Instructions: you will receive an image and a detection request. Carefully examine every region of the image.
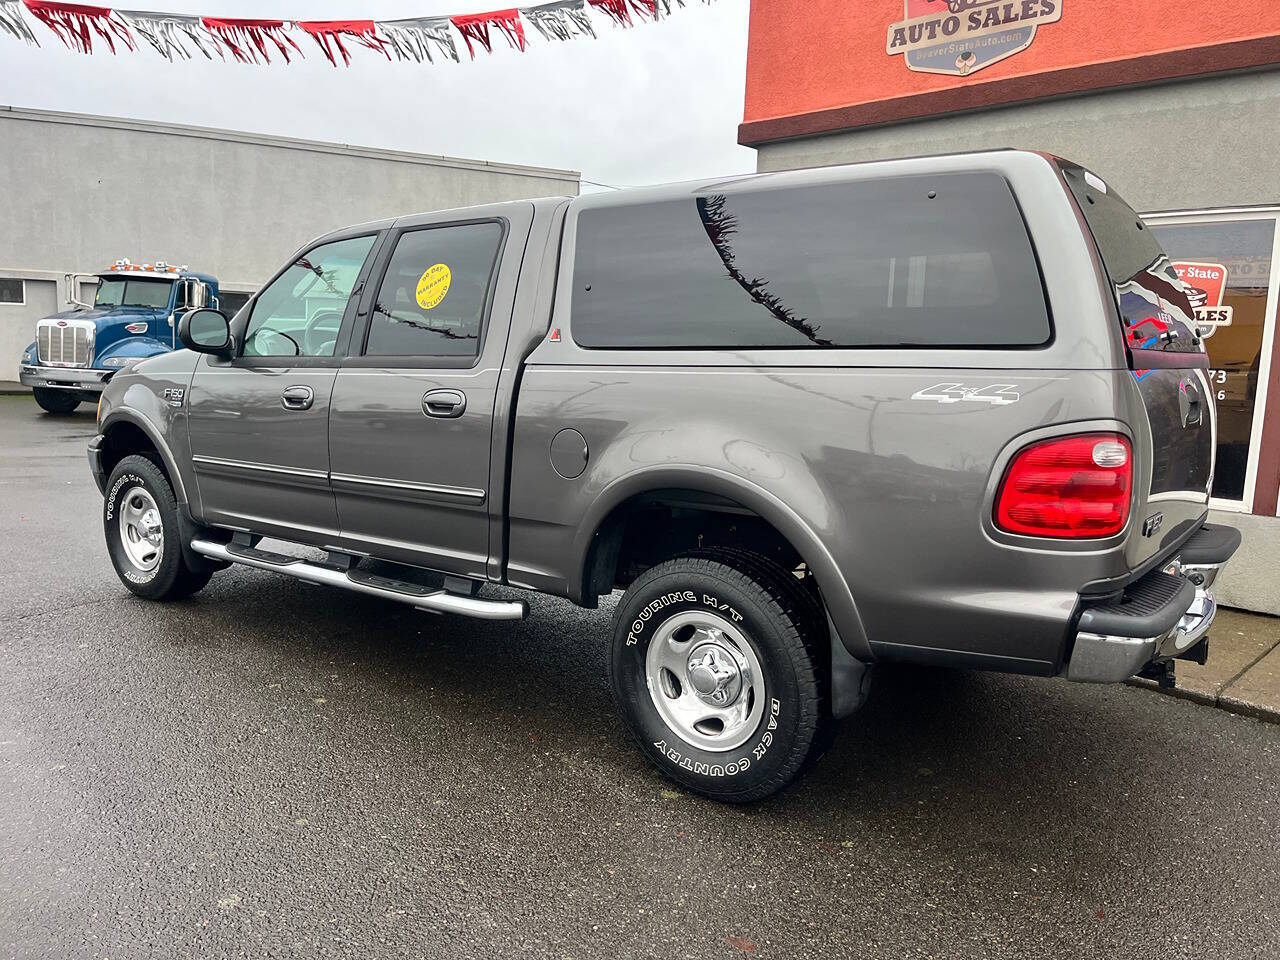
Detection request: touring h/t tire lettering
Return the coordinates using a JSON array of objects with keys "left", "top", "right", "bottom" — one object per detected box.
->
[{"left": 609, "top": 551, "right": 830, "bottom": 803}]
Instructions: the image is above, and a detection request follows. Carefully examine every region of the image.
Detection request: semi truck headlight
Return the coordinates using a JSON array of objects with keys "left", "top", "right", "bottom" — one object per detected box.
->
[{"left": 102, "top": 357, "right": 130, "bottom": 368}]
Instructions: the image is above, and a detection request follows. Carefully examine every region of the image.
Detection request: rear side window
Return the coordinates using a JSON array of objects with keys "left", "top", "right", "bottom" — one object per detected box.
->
[
  {"left": 570, "top": 173, "right": 1051, "bottom": 349},
  {"left": 365, "top": 221, "right": 503, "bottom": 358},
  {"left": 1061, "top": 163, "right": 1201, "bottom": 355}
]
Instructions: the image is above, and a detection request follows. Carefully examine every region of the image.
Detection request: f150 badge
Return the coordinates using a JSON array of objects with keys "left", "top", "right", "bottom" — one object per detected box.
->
[
  {"left": 162, "top": 387, "right": 185, "bottom": 407},
  {"left": 911, "top": 383, "right": 1020, "bottom": 405}
]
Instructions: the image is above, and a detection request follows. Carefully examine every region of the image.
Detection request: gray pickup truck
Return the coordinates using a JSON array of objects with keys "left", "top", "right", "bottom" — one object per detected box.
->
[{"left": 88, "top": 150, "right": 1240, "bottom": 802}]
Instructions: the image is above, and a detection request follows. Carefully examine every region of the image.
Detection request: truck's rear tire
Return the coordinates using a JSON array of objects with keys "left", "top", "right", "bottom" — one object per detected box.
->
[
  {"left": 609, "top": 553, "right": 829, "bottom": 803},
  {"left": 104, "top": 454, "right": 214, "bottom": 601},
  {"left": 33, "top": 388, "right": 80, "bottom": 415}
]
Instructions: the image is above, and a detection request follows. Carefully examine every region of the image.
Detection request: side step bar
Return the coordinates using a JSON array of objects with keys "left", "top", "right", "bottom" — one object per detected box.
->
[{"left": 190, "top": 539, "right": 527, "bottom": 621}]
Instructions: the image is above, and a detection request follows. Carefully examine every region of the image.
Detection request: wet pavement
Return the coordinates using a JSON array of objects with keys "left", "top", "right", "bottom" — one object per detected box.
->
[{"left": 2, "top": 395, "right": 1279, "bottom": 959}]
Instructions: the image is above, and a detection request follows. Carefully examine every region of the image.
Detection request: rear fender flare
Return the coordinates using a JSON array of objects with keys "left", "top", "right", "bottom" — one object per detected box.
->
[{"left": 571, "top": 466, "right": 872, "bottom": 660}]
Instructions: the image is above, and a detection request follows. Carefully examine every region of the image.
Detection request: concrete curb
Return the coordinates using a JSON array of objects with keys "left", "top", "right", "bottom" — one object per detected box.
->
[
  {"left": 1129, "top": 676, "right": 1280, "bottom": 724},
  {"left": 0, "top": 381, "right": 32, "bottom": 395},
  {"left": 1126, "top": 607, "right": 1280, "bottom": 724}
]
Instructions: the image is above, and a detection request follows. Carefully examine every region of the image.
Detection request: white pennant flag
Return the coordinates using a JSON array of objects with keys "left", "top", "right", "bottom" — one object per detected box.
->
[
  {"left": 115, "top": 11, "right": 224, "bottom": 61},
  {"left": 521, "top": 0, "right": 595, "bottom": 41},
  {"left": 376, "top": 17, "right": 459, "bottom": 64},
  {"left": 0, "top": 0, "right": 38, "bottom": 46}
]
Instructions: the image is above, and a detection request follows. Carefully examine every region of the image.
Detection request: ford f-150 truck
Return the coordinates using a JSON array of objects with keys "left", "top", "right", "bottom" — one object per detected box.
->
[
  {"left": 87, "top": 151, "right": 1240, "bottom": 802},
  {"left": 20, "top": 259, "right": 219, "bottom": 414}
]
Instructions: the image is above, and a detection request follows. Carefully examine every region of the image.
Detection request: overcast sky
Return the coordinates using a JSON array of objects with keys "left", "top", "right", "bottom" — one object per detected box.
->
[{"left": 0, "top": 0, "right": 754, "bottom": 190}]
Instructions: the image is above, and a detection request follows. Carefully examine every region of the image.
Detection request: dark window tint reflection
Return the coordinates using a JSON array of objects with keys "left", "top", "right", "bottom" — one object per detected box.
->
[
  {"left": 366, "top": 222, "right": 503, "bottom": 358},
  {"left": 571, "top": 173, "right": 1051, "bottom": 349}
]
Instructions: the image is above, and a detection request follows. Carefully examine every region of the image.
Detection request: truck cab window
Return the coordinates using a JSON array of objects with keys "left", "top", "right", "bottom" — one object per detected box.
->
[
  {"left": 95, "top": 278, "right": 172, "bottom": 309},
  {"left": 365, "top": 221, "right": 503, "bottom": 358},
  {"left": 95, "top": 278, "right": 126, "bottom": 308},
  {"left": 243, "top": 235, "right": 376, "bottom": 358}
]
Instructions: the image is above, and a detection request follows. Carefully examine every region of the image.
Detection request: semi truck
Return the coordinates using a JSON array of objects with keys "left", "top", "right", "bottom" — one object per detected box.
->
[{"left": 19, "top": 259, "right": 220, "bottom": 414}]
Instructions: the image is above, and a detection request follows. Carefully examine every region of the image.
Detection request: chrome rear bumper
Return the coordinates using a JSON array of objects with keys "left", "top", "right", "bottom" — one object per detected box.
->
[
  {"left": 1066, "top": 523, "right": 1239, "bottom": 684},
  {"left": 1068, "top": 582, "right": 1216, "bottom": 683}
]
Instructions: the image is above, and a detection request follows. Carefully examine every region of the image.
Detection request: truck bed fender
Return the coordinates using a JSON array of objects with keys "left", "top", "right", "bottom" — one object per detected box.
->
[{"left": 571, "top": 465, "right": 873, "bottom": 661}]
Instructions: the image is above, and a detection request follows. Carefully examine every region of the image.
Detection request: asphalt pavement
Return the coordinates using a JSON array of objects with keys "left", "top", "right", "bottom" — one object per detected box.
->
[{"left": 2, "top": 394, "right": 1279, "bottom": 959}]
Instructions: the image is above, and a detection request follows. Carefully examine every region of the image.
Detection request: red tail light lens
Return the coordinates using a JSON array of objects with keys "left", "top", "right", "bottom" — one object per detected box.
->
[{"left": 994, "top": 433, "right": 1132, "bottom": 538}]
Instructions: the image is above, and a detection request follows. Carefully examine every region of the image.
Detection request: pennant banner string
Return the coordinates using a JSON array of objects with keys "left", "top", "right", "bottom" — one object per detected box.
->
[{"left": 9, "top": 0, "right": 714, "bottom": 65}]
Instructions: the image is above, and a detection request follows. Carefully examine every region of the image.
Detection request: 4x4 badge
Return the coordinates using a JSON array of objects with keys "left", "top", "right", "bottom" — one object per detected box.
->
[
  {"left": 911, "top": 383, "right": 1020, "bottom": 405},
  {"left": 162, "top": 387, "right": 185, "bottom": 407}
]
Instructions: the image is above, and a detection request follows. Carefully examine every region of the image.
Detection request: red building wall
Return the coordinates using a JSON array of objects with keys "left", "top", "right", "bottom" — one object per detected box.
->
[{"left": 741, "top": 0, "right": 1280, "bottom": 145}]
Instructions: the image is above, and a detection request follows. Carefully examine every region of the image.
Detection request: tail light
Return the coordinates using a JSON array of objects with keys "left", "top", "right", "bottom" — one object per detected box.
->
[{"left": 994, "top": 433, "right": 1132, "bottom": 538}]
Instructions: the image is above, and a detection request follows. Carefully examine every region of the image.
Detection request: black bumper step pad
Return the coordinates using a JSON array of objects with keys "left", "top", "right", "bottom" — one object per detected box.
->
[
  {"left": 1077, "top": 570, "right": 1195, "bottom": 639},
  {"left": 1178, "top": 523, "right": 1242, "bottom": 566}
]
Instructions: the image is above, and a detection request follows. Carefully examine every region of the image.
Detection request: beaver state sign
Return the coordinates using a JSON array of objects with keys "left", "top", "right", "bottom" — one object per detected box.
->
[{"left": 887, "top": 0, "right": 1062, "bottom": 77}]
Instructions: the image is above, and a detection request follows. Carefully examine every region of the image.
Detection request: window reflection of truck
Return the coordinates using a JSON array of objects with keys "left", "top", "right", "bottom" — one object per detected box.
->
[{"left": 18, "top": 259, "right": 219, "bottom": 415}]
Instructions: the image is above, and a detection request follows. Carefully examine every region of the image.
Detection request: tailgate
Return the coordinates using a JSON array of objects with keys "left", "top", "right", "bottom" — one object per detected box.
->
[{"left": 1060, "top": 163, "right": 1213, "bottom": 568}]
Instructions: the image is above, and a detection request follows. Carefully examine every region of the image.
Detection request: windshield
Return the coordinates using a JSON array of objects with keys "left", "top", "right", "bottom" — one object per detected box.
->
[{"left": 94, "top": 278, "right": 173, "bottom": 310}]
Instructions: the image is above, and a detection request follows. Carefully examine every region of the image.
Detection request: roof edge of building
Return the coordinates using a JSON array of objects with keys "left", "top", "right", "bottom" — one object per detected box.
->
[
  {"left": 0, "top": 104, "right": 581, "bottom": 182},
  {"left": 739, "top": 36, "right": 1280, "bottom": 148}
]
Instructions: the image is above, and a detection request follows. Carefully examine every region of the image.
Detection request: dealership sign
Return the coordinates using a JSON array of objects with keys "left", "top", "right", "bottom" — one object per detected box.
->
[
  {"left": 887, "top": 0, "right": 1062, "bottom": 77},
  {"left": 1172, "top": 261, "right": 1234, "bottom": 338}
]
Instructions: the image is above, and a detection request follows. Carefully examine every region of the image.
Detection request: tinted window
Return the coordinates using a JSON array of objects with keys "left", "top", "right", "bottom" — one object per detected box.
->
[
  {"left": 1061, "top": 163, "right": 1202, "bottom": 355},
  {"left": 570, "top": 173, "right": 1050, "bottom": 349},
  {"left": 244, "top": 235, "right": 375, "bottom": 358},
  {"left": 125, "top": 280, "right": 173, "bottom": 309},
  {"left": 95, "top": 278, "right": 125, "bottom": 308},
  {"left": 219, "top": 291, "right": 252, "bottom": 319},
  {"left": 365, "top": 222, "right": 503, "bottom": 358},
  {"left": 0, "top": 278, "right": 22, "bottom": 304},
  {"left": 93, "top": 278, "right": 172, "bottom": 309}
]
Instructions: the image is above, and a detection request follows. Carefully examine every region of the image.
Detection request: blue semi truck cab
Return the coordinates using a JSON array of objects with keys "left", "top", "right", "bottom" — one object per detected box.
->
[{"left": 19, "top": 259, "right": 220, "bottom": 414}]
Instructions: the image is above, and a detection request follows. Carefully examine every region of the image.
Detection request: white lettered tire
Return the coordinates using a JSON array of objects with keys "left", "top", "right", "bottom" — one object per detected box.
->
[
  {"left": 103, "top": 454, "right": 212, "bottom": 601},
  {"left": 609, "top": 552, "right": 829, "bottom": 803}
]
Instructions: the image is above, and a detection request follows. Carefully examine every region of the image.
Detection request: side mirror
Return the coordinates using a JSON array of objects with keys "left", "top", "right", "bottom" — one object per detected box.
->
[{"left": 178, "top": 308, "right": 234, "bottom": 358}]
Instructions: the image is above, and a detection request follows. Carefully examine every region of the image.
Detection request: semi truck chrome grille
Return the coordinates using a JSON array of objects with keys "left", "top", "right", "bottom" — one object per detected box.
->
[{"left": 36, "top": 320, "right": 94, "bottom": 367}]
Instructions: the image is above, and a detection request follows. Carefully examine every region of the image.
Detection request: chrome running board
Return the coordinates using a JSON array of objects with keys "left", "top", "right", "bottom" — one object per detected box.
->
[{"left": 189, "top": 539, "right": 527, "bottom": 621}]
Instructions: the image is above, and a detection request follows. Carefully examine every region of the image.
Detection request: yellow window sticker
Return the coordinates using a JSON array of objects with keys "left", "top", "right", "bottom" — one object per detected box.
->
[{"left": 416, "top": 263, "right": 451, "bottom": 310}]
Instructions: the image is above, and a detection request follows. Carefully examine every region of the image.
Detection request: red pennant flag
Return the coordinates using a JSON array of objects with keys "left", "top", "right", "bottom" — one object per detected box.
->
[
  {"left": 449, "top": 8, "right": 525, "bottom": 59},
  {"left": 201, "top": 16, "right": 301, "bottom": 64},
  {"left": 296, "top": 20, "right": 389, "bottom": 67},
  {"left": 23, "top": 0, "right": 134, "bottom": 53},
  {"left": 586, "top": 0, "right": 631, "bottom": 27}
]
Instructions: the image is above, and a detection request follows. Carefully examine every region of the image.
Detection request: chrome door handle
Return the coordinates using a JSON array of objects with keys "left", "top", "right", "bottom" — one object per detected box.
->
[
  {"left": 281, "top": 385, "right": 314, "bottom": 410},
  {"left": 422, "top": 389, "right": 466, "bottom": 419}
]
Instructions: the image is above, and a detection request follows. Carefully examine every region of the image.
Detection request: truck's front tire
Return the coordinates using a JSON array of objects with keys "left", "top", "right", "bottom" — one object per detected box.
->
[
  {"left": 609, "top": 553, "right": 829, "bottom": 803},
  {"left": 33, "top": 388, "right": 80, "bottom": 415},
  {"left": 104, "top": 455, "right": 213, "bottom": 601}
]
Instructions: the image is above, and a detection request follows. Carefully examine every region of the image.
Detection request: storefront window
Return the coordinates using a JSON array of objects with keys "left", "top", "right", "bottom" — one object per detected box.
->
[{"left": 1148, "top": 216, "right": 1277, "bottom": 505}]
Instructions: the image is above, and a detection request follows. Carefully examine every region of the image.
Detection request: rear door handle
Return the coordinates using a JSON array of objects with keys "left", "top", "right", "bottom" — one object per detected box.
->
[
  {"left": 422, "top": 389, "right": 466, "bottom": 419},
  {"left": 281, "top": 385, "right": 314, "bottom": 411}
]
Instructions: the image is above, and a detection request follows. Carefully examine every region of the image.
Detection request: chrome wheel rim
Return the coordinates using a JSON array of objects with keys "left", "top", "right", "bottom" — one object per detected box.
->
[
  {"left": 118, "top": 485, "right": 163, "bottom": 572},
  {"left": 644, "top": 610, "right": 765, "bottom": 752}
]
